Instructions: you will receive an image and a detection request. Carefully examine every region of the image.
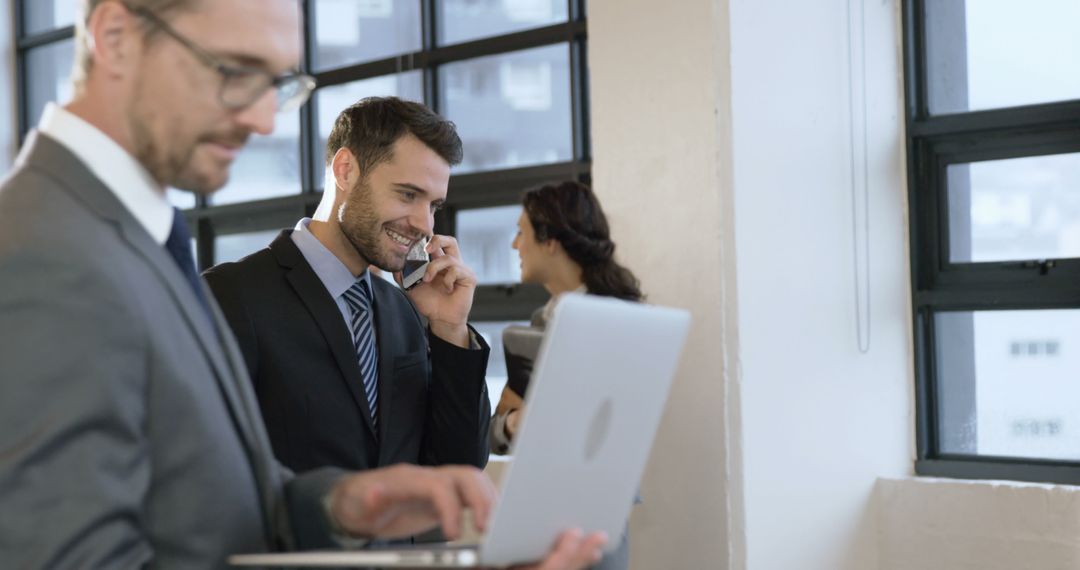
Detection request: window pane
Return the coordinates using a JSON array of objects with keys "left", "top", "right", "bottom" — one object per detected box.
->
[
  {"left": 441, "top": 44, "right": 572, "bottom": 174},
  {"left": 23, "top": 0, "right": 78, "bottom": 36},
  {"left": 439, "top": 0, "right": 568, "bottom": 45},
  {"left": 214, "top": 229, "right": 281, "bottom": 264},
  {"left": 457, "top": 206, "right": 522, "bottom": 284},
  {"left": 312, "top": 0, "right": 421, "bottom": 71},
  {"left": 471, "top": 320, "right": 530, "bottom": 412},
  {"left": 210, "top": 110, "right": 301, "bottom": 206},
  {"left": 935, "top": 310, "right": 1080, "bottom": 461},
  {"left": 926, "top": 0, "right": 1080, "bottom": 114},
  {"left": 315, "top": 72, "right": 424, "bottom": 172},
  {"left": 25, "top": 39, "right": 74, "bottom": 126},
  {"left": 947, "top": 153, "right": 1080, "bottom": 263}
]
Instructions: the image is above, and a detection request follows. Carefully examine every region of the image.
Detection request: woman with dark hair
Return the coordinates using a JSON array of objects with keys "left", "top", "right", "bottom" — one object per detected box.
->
[{"left": 491, "top": 181, "right": 642, "bottom": 570}]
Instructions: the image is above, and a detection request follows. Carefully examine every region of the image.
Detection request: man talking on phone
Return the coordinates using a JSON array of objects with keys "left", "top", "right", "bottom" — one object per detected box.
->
[{"left": 204, "top": 97, "right": 491, "bottom": 479}]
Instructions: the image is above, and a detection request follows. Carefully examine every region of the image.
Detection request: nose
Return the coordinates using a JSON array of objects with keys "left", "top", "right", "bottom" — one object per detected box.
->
[
  {"left": 232, "top": 88, "right": 277, "bottom": 136},
  {"left": 511, "top": 233, "right": 520, "bottom": 250},
  {"left": 410, "top": 204, "right": 435, "bottom": 237}
]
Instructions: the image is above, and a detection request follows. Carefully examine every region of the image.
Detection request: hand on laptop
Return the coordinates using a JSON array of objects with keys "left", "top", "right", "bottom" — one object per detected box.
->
[
  {"left": 507, "top": 529, "right": 608, "bottom": 570},
  {"left": 327, "top": 463, "right": 608, "bottom": 569},
  {"left": 329, "top": 464, "right": 496, "bottom": 541}
]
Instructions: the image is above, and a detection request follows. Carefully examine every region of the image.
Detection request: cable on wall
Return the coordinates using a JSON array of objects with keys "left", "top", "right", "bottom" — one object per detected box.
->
[{"left": 847, "top": 0, "right": 874, "bottom": 354}]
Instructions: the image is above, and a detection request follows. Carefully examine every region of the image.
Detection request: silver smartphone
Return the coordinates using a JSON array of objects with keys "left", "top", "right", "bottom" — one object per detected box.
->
[{"left": 401, "top": 237, "right": 430, "bottom": 290}]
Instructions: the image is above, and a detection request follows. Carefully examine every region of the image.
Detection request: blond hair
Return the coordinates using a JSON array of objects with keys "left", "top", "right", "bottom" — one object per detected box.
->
[{"left": 71, "top": 0, "right": 193, "bottom": 93}]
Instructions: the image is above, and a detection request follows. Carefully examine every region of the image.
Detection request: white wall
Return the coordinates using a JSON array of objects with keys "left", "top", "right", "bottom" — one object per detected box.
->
[
  {"left": 588, "top": 0, "right": 739, "bottom": 568},
  {"left": 1, "top": 2, "right": 17, "bottom": 171},
  {"left": 591, "top": 0, "right": 914, "bottom": 568},
  {"left": 729, "top": 0, "right": 913, "bottom": 568}
]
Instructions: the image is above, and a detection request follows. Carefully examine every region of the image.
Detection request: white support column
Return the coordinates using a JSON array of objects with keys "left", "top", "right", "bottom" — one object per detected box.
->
[{"left": 588, "top": 1, "right": 742, "bottom": 568}]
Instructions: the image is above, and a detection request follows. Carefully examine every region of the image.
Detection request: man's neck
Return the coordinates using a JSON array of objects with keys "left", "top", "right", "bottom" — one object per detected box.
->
[
  {"left": 308, "top": 219, "right": 371, "bottom": 277},
  {"left": 64, "top": 97, "right": 166, "bottom": 194}
]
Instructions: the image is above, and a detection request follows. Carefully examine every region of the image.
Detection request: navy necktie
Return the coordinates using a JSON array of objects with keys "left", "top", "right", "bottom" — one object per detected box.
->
[
  {"left": 164, "top": 208, "right": 213, "bottom": 322},
  {"left": 343, "top": 279, "right": 379, "bottom": 431}
]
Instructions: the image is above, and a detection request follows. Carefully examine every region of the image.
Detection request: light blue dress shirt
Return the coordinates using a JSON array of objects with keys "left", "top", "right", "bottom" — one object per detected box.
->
[{"left": 290, "top": 217, "right": 374, "bottom": 337}]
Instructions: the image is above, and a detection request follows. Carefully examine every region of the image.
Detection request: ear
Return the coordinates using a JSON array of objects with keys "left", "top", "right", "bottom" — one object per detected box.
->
[
  {"left": 84, "top": 2, "right": 141, "bottom": 80},
  {"left": 331, "top": 148, "right": 360, "bottom": 192}
]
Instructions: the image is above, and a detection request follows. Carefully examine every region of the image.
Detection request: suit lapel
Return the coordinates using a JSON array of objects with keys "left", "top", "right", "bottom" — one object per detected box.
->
[
  {"left": 371, "top": 280, "right": 404, "bottom": 455},
  {"left": 124, "top": 235, "right": 280, "bottom": 542},
  {"left": 272, "top": 234, "right": 379, "bottom": 443},
  {"left": 19, "top": 132, "right": 278, "bottom": 542}
]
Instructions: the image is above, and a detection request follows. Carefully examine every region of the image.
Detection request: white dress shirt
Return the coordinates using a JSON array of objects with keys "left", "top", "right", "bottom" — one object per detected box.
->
[{"left": 37, "top": 103, "right": 174, "bottom": 245}]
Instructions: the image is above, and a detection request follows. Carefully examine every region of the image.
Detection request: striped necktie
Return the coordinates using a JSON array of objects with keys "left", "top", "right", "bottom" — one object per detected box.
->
[{"left": 343, "top": 279, "right": 379, "bottom": 430}]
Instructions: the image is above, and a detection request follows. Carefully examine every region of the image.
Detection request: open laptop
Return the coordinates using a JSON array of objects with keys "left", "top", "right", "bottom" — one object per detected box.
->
[{"left": 229, "top": 293, "right": 691, "bottom": 568}]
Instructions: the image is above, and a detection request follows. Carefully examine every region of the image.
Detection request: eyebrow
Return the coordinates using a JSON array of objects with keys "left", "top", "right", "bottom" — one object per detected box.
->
[
  {"left": 215, "top": 51, "right": 299, "bottom": 75},
  {"left": 394, "top": 183, "right": 445, "bottom": 207}
]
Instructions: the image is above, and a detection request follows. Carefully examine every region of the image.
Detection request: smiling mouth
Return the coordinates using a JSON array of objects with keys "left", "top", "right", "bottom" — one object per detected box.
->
[
  {"left": 205, "top": 142, "right": 241, "bottom": 160},
  {"left": 385, "top": 227, "right": 419, "bottom": 248}
]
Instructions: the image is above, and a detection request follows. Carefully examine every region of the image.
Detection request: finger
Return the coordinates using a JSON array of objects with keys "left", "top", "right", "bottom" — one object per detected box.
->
[
  {"left": 424, "top": 257, "right": 477, "bottom": 289},
  {"left": 443, "top": 265, "right": 463, "bottom": 293},
  {"left": 546, "top": 529, "right": 606, "bottom": 570},
  {"left": 525, "top": 529, "right": 585, "bottom": 570},
  {"left": 422, "top": 256, "right": 464, "bottom": 284},
  {"left": 425, "top": 472, "right": 465, "bottom": 540},
  {"left": 580, "top": 532, "right": 608, "bottom": 563},
  {"left": 448, "top": 467, "right": 497, "bottom": 533},
  {"left": 425, "top": 235, "right": 446, "bottom": 260},
  {"left": 426, "top": 235, "right": 461, "bottom": 260}
]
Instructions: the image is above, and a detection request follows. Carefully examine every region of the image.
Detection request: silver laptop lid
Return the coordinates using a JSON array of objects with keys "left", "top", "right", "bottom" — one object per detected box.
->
[{"left": 479, "top": 293, "right": 690, "bottom": 566}]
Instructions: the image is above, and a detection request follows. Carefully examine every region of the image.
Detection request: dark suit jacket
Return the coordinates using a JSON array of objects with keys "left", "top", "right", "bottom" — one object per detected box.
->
[
  {"left": 0, "top": 133, "right": 342, "bottom": 568},
  {"left": 204, "top": 231, "right": 491, "bottom": 473}
]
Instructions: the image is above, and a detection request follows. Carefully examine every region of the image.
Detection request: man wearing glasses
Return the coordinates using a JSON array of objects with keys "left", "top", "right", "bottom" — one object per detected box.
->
[{"left": 0, "top": 1, "right": 605, "bottom": 568}]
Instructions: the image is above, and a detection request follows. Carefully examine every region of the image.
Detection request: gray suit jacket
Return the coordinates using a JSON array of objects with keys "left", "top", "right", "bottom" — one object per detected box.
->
[{"left": 0, "top": 133, "right": 344, "bottom": 568}]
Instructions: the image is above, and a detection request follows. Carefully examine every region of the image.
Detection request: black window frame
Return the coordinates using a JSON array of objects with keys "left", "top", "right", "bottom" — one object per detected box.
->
[
  {"left": 903, "top": 0, "right": 1080, "bottom": 484},
  {"left": 14, "top": 0, "right": 591, "bottom": 321}
]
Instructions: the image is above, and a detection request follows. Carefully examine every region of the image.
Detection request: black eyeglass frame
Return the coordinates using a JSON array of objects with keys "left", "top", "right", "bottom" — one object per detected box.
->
[{"left": 124, "top": 2, "right": 316, "bottom": 113}]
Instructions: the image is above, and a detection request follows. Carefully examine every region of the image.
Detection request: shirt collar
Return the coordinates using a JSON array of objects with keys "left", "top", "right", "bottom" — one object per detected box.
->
[
  {"left": 290, "top": 218, "right": 372, "bottom": 300},
  {"left": 38, "top": 103, "right": 174, "bottom": 245}
]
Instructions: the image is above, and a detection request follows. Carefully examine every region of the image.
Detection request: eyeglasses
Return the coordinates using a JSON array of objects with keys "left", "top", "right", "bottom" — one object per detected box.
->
[{"left": 125, "top": 3, "right": 316, "bottom": 113}]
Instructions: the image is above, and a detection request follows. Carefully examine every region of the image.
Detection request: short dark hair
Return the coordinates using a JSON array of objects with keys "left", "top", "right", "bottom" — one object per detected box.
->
[{"left": 324, "top": 97, "right": 463, "bottom": 176}]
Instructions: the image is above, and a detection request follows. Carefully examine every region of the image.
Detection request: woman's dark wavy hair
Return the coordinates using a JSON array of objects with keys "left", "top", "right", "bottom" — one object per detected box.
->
[{"left": 522, "top": 181, "right": 644, "bottom": 302}]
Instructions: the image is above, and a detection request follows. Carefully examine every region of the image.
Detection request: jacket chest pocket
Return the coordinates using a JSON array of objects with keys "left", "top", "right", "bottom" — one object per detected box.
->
[{"left": 387, "top": 351, "right": 428, "bottom": 419}]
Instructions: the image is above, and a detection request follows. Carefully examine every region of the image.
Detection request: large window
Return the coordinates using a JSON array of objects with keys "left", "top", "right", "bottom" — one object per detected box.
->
[
  {"left": 15, "top": 0, "right": 587, "bottom": 408},
  {"left": 904, "top": 0, "right": 1080, "bottom": 483}
]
